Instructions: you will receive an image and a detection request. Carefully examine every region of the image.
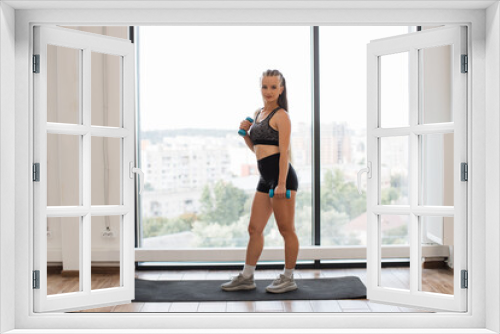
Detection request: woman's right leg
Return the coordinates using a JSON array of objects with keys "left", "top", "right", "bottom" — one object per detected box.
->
[
  {"left": 245, "top": 191, "right": 274, "bottom": 266},
  {"left": 220, "top": 191, "right": 274, "bottom": 291}
]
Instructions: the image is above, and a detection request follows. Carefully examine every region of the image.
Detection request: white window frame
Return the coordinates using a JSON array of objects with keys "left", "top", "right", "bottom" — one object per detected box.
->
[
  {"left": 1, "top": 2, "right": 498, "bottom": 333},
  {"left": 33, "top": 25, "right": 137, "bottom": 313},
  {"left": 366, "top": 25, "right": 468, "bottom": 312}
]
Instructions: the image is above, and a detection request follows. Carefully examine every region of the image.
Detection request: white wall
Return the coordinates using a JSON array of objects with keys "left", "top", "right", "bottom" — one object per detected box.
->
[
  {"left": 485, "top": 2, "right": 500, "bottom": 333},
  {"left": 0, "top": 2, "right": 16, "bottom": 333}
]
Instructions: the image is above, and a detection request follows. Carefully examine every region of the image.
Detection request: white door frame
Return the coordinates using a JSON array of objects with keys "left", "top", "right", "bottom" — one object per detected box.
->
[{"left": 4, "top": 3, "right": 496, "bottom": 334}]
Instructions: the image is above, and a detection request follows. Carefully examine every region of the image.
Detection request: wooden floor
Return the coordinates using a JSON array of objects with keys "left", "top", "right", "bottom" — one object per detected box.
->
[{"left": 48, "top": 267, "right": 453, "bottom": 313}]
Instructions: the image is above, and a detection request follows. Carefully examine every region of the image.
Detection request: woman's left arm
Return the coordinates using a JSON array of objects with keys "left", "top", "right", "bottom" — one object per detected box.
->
[{"left": 275, "top": 110, "right": 291, "bottom": 199}]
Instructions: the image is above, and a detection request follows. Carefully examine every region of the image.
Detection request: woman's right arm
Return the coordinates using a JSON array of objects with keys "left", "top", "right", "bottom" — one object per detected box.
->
[
  {"left": 239, "top": 118, "right": 254, "bottom": 152},
  {"left": 240, "top": 109, "right": 260, "bottom": 153},
  {"left": 243, "top": 135, "right": 255, "bottom": 152}
]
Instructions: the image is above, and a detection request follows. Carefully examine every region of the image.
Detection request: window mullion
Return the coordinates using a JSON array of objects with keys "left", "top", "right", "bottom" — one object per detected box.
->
[
  {"left": 82, "top": 47, "right": 92, "bottom": 293},
  {"left": 311, "top": 26, "right": 321, "bottom": 249}
]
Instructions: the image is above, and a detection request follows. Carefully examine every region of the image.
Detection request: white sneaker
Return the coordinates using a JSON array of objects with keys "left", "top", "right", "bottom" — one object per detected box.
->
[
  {"left": 266, "top": 274, "right": 298, "bottom": 293},
  {"left": 221, "top": 273, "right": 256, "bottom": 291}
]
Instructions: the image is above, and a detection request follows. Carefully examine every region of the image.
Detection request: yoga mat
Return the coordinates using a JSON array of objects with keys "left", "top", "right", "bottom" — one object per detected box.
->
[{"left": 133, "top": 276, "right": 366, "bottom": 302}]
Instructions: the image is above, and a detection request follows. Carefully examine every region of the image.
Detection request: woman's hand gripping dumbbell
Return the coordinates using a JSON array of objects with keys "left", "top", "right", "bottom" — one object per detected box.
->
[
  {"left": 269, "top": 187, "right": 291, "bottom": 199},
  {"left": 238, "top": 117, "right": 254, "bottom": 136}
]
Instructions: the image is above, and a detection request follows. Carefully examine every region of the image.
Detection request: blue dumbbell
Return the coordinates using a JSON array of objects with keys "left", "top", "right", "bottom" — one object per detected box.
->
[
  {"left": 269, "top": 188, "right": 291, "bottom": 199},
  {"left": 238, "top": 117, "right": 254, "bottom": 136}
]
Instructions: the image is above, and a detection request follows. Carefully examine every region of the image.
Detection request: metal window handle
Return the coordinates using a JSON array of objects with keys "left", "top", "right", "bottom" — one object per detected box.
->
[
  {"left": 129, "top": 162, "right": 144, "bottom": 195},
  {"left": 357, "top": 161, "right": 372, "bottom": 195}
]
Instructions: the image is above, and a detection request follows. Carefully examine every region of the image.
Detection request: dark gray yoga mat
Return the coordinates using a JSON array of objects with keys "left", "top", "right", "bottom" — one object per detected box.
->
[{"left": 133, "top": 276, "right": 366, "bottom": 302}]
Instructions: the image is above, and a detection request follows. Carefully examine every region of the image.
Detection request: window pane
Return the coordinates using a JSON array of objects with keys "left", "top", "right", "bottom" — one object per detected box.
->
[
  {"left": 139, "top": 26, "right": 311, "bottom": 249},
  {"left": 379, "top": 215, "right": 410, "bottom": 290},
  {"left": 419, "top": 216, "right": 454, "bottom": 295},
  {"left": 91, "top": 216, "right": 121, "bottom": 290},
  {"left": 319, "top": 27, "right": 410, "bottom": 246},
  {"left": 47, "top": 134, "right": 80, "bottom": 206},
  {"left": 380, "top": 52, "right": 409, "bottom": 128},
  {"left": 420, "top": 133, "right": 454, "bottom": 206},
  {"left": 291, "top": 123, "right": 313, "bottom": 247},
  {"left": 47, "top": 217, "right": 81, "bottom": 295},
  {"left": 91, "top": 52, "right": 122, "bottom": 127},
  {"left": 380, "top": 136, "right": 409, "bottom": 205},
  {"left": 91, "top": 137, "right": 121, "bottom": 206},
  {"left": 47, "top": 45, "right": 81, "bottom": 124},
  {"left": 419, "top": 45, "right": 453, "bottom": 124}
]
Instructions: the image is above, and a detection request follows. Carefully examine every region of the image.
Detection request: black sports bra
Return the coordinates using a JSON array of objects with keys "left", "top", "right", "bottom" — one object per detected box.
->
[{"left": 249, "top": 107, "right": 281, "bottom": 146}]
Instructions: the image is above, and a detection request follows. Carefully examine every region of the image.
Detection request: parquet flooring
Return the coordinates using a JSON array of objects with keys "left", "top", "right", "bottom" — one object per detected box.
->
[{"left": 46, "top": 266, "right": 454, "bottom": 313}]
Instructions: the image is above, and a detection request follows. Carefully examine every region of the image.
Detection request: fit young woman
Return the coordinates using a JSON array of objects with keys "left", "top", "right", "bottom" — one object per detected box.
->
[{"left": 221, "top": 69, "right": 299, "bottom": 294}]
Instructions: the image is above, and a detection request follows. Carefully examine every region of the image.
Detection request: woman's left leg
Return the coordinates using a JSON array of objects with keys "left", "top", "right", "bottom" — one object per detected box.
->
[{"left": 272, "top": 190, "right": 298, "bottom": 269}]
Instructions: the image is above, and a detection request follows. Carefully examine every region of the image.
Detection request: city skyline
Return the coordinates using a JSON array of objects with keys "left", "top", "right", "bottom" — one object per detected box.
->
[{"left": 140, "top": 120, "right": 365, "bottom": 218}]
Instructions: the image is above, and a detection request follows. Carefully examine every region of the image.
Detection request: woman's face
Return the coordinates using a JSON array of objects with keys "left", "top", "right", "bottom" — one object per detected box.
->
[{"left": 261, "top": 75, "right": 284, "bottom": 104}]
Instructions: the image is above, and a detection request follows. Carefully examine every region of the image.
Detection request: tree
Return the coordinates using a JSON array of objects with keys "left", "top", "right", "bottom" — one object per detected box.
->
[
  {"left": 295, "top": 190, "right": 312, "bottom": 211},
  {"left": 164, "top": 168, "right": 375, "bottom": 247},
  {"left": 390, "top": 172, "right": 408, "bottom": 199},
  {"left": 199, "top": 185, "right": 214, "bottom": 221},
  {"left": 322, "top": 168, "right": 366, "bottom": 220},
  {"left": 142, "top": 215, "right": 193, "bottom": 238},
  {"left": 199, "top": 180, "right": 249, "bottom": 226},
  {"left": 320, "top": 208, "right": 355, "bottom": 246},
  {"left": 381, "top": 187, "right": 400, "bottom": 205},
  {"left": 382, "top": 224, "right": 408, "bottom": 245},
  {"left": 191, "top": 214, "right": 249, "bottom": 247}
]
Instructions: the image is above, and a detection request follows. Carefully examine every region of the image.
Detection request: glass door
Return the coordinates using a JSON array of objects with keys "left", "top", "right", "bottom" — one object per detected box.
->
[
  {"left": 364, "top": 25, "right": 467, "bottom": 312},
  {"left": 33, "top": 25, "right": 138, "bottom": 312}
]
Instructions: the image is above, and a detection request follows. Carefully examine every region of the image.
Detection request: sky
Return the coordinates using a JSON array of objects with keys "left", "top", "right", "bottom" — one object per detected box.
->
[{"left": 138, "top": 26, "right": 411, "bottom": 132}]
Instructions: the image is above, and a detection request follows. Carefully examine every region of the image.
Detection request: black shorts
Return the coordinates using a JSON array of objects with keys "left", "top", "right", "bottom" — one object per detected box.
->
[{"left": 256, "top": 153, "right": 299, "bottom": 194}]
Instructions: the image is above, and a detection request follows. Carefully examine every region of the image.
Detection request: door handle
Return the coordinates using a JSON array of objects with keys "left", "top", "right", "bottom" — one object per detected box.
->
[
  {"left": 129, "top": 161, "right": 144, "bottom": 195},
  {"left": 357, "top": 161, "right": 372, "bottom": 195}
]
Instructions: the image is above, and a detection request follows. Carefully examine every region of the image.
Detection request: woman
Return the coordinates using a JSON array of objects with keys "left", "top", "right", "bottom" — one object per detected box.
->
[{"left": 221, "top": 69, "right": 299, "bottom": 294}]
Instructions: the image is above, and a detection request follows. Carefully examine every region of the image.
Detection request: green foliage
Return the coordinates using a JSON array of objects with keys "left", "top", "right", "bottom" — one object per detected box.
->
[
  {"left": 293, "top": 205, "right": 313, "bottom": 246},
  {"left": 295, "top": 190, "right": 312, "bottom": 211},
  {"left": 322, "top": 168, "right": 366, "bottom": 220},
  {"left": 320, "top": 208, "right": 351, "bottom": 245},
  {"left": 199, "top": 185, "right": 213, "bottom": 219},
  {"left": 142, "top": 214, "right": 195, "bottom": 238},
  {"left": 379, "top": 172, "right": 407, "bottom": 205},
  {"left": 199, "top": 181, "right": 248, "bottom": 226},
  {"left": 191, "top": 214, "right": 249, "bottom": 247},
  {"left": 381, "top": 187, "right": 400, "bottom": 205},
  {"left": 144, "top": 167, "right": 402, "bottom": 248},
  {"left": 382, "top": 224, "right": 408, "bottom": 245}
]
